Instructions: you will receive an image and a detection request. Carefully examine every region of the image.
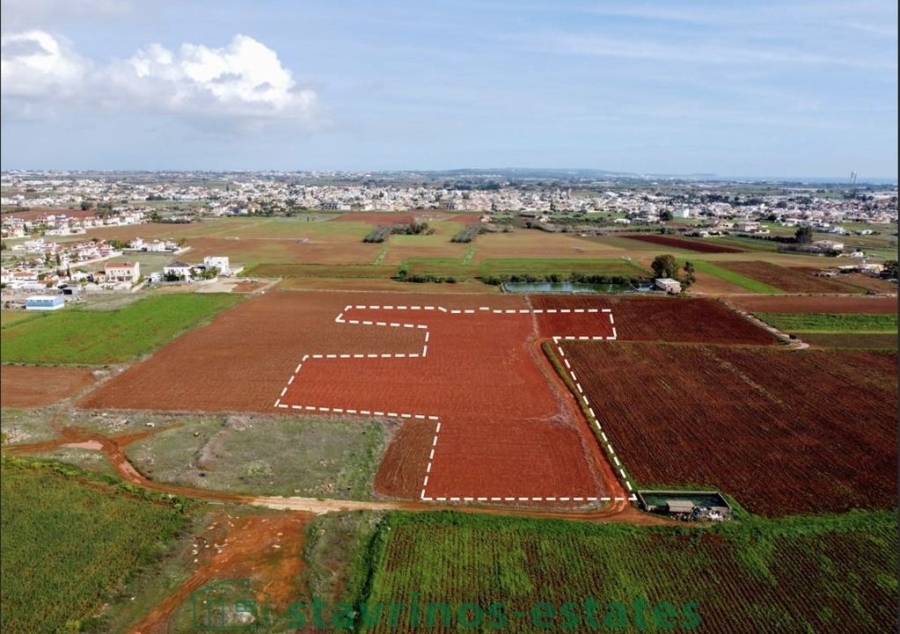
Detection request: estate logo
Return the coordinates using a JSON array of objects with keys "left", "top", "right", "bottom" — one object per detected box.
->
[{"left": 191, "top": 579, "right": 270, "bottom": 630}]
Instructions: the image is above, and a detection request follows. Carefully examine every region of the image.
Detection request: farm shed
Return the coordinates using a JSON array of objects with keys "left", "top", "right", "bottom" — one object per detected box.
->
[
  {"left": 25, "top": 295, "right": 65, "bottom": 311},
  {"left": 665, "top": 500, "right": 695, "bottom": 514},
  {"left": 654, "top": 278, "right": 682, "bottom": 294}
]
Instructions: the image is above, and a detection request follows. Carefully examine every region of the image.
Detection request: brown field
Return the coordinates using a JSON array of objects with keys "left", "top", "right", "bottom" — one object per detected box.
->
[
  {"left": 622, "top": 234, "right": 745, "bottom": 253},
  {"left": 729, "top": 295, "right": 898, "bottom": 314},
  {"left": 79, "top": 290, "right": 624, "bottom": 504},
  {"left": 3, "top": 207, "right": 94, "bottom": 221},
  {"left": 718, "top": 261, "right": 866, "bottom": 293},
  {"left": 559, "top": 341, "right": 898, "bottom": 516},
  {"left": 791, "top": 269, "right": 899, "bottom": 294},
  {"left": 276, "top": 278, "right": 500, "bottom": 294},
  {"left": 531, "top": 295, "right": 779, "bottom": 345},
  {"left": 1, "top": 365, "right": 98, "bottom": 407}
]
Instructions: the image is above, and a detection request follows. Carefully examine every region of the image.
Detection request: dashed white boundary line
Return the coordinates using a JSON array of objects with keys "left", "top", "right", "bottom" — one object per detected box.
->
[
  {"left": 274, "top": 303, "right": 632, "bottom": 504},
  {"left": 552, "top": 340, "right": 637, "bottom": 499}
]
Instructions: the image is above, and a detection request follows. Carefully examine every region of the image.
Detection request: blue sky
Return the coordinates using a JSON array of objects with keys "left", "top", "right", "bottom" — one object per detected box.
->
[{"left": 1, "top": 0, "right": 897, "bottom": 179}]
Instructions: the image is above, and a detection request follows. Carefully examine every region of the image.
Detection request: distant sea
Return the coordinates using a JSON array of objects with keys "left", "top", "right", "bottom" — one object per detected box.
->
[{"left": 719, "top": 176, "right": 897, "bottom": 186}]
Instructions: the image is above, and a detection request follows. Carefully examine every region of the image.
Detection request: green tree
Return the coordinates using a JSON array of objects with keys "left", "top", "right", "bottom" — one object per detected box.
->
[
  {"left": 651, "top": 254, "right": 678, "bottom": 279},
  {"left": 682, "top": 261, "right": 696, "bottom": 289},
  {"left": 882, "top": 260, "right": 898, "bottom": 278},
  {"left": 660, "top": 209, "right": 674, "bottom": 221},
  {"left": 80, "top": 200, "right": 94, "bottom": 211},
  {"left": 795, "top": 225, "right": 814, "bottom": 244}
]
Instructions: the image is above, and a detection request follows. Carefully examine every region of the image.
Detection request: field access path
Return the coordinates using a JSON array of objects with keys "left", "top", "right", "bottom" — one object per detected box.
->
[{"left": 6, "top": 421, "right": 664, "bottom": 524}]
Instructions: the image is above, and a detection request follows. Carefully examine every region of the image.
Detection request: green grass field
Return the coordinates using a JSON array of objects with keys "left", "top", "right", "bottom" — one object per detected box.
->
[
  {"left": 244, "top": 263, "right": 397, "bottom": 278},
  {"left": 351, "top": 510, "right": 897, "bottom": 633},
  {"left": 754, "top": 313, "right": 898, "bottom": 333},
  {"left": 0, "top": 294, "right": 242, "bottom": 365},
  {"left": 0, "top": 457, "right": 190, "bottom": 634},
  {"left": 692, "top": 260, "right": 784, "bottom": 293},
  {"left": 479, "top": 257, "right": 648, "bottom": 278}
]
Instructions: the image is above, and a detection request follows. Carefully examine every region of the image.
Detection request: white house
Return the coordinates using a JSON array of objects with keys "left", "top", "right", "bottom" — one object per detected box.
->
[
  {"left": 104, "top": 261, "right": 140, "bottom": 284},
  {"left": 203, "top": 256, "right": 231, "bottom": 276},
  {"left": 164, "top": 261, "right": 194, "bottom": 280},
  {"left": 26, "top": 295, "right": 65, "bottom": 310}
]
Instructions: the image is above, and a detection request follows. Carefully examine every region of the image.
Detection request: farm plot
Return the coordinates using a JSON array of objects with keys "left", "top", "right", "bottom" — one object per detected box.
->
[
  {"left": 558, "top": 342, "right": 897, "bottom": 517},
  {"left": 729, "top": 295, "right": 898, "bottom": 315},
  {"left": 276, "top": 300, "right": 619, "bottom": 503},
  {"left": 1, "top": 294, "right": 242, "bottom": 365},
  {"left": 622, "top": 234, "right": 744, "bottom": 253},
  {"left": 531, "top": 295, "right": 779, "bottom": 345},
  {"left": 718, "top": 261, "right": 865, "bottom": 294},
  {"left": 78, "top": 292, "right": 426, "bottom": 413},
  {"left": 356, "top": 510, "right": 897, "bottom": 634},
  {"left": 77, "top": 290, "right": 622, "bottom": 505},
  {"left": 1, "top": 365, "right": 98, "bottom": 407}
]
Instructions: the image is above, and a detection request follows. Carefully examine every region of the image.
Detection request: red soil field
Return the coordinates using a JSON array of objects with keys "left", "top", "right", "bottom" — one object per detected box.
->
[
  {"left": 790, "top": 269, "right": 898, "bottom": 294},
  {"left": 277, "top": 304, "right": 618, "bottom": 502},
  {"left": 79, "top": 291, "right": 622, "bottom": 504},
  {"left": 531, "top": 295, "right": 779, "bottom": 345},
  {"left": 729, "top": 295, "right": 898, "bottom": 314},
  {"left": 559, "top": 341, "right": 898, "bottom": 516},
  {"left": 622, "top": 234, "right": 744, "bottom": 253},
  {"left": 799, "top": 333, "right": 898, "bottom": 350},
  {"left": 1, "top": 365, "right": 97, "bottom": 407},
  {"left": 719, "top": 261, "right": 865, "bottom": 293},
  {"left": 3, "top": 207, "right": 96, "bottom": 221}
]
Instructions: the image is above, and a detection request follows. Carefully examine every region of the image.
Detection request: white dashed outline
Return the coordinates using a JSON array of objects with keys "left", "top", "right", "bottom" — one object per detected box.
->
[{"left": 274, "top": 304, "right": 633, "bottom": 504}]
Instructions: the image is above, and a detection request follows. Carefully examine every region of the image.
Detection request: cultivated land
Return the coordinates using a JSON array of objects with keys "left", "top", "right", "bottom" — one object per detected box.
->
[
  {"left": 0, "top": 294, "right": 242, "bottom": 365},
  {"left": 556, "top": 341, "right": 897, "bottom": 517},
  {"left": 2, "top": 210, "right": 896, "bottom": 632},
  {"left": 356, "top": 510, "right": 897, "bottom": 634},
  {"left": 0, "top": 365, "right": 98, "bottom": 407},
  {"left": 717, "top": 260, "right": 867, "bottom": 294},
  {"left": 0, "top": 457, "right": 189, "bottom": 634},
  {"left": 621, "top": 233, "right": 745, "bottom": 253}
]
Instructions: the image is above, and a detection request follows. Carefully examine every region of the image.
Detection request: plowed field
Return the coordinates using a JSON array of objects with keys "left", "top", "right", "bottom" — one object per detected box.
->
[
  {"left": 531, "top": 295, "right": 778, "bottom": 345},
  {"left": 559, "top": 341, "right": 898, "bottom": 516},
  {"left": 729, "top": 295, "right": 898, "bottom": 314},
  {"left": 79, "top": 291, "right": 623, "bottom": 505},
  {"left": 1, "top": 366, "right": 97, "bottom": 407},
  {"left": 718, "top": 261, "right": 865, "bottom": 293},
  {"left": 623, "top": 234, "right": 744, "bottom": 253}
]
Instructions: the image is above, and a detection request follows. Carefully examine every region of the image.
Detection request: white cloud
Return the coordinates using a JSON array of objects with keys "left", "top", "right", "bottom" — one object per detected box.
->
[
  {"left": 1, "top": 31, "right": 320, "bottom": 131},
  {"left": 106, "top": 35, "right": 316, "bottom": 120},
  {"left": 1, "top": 30, "right": 89, "bottom": 97}
]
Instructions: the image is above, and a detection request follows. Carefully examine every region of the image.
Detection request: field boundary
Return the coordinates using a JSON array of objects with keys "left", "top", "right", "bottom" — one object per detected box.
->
[
  {"left": 545, "top": 340, "right": 638, "bottom": 497},
  {"left": 273, "top": 303, "right": 626, "bottom": 504}
]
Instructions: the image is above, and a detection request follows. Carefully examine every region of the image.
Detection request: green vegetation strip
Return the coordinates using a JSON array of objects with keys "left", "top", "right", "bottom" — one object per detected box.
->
[
  {"left": 479, "top": 257, "right": 647, "bottom": 278},
  {"left": 692, "top": 260, "right": 784, "bottom": 293},
  {"left": 0, "top": 294, "right": 242, "bottom": 365},
  {"left": 349, "top": 510, "right": 897, "bottom": 633},
  {"left": 754, "top": 312, "right": 898, "bottom": 333},
  {"left": 0, "top": 456, "right": 190, "bottom": 634}
]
